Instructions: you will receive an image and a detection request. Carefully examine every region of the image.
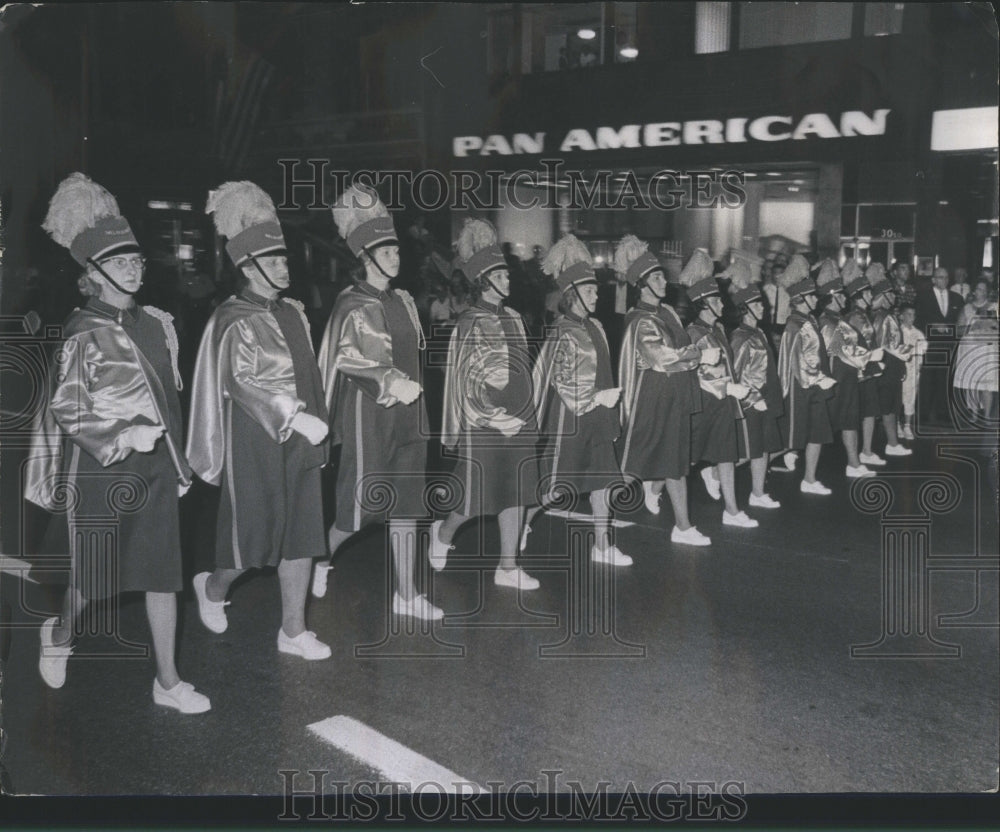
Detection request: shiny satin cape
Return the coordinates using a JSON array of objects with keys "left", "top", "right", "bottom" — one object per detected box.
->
[
  {"left": 730, "top": 324, "right": 773, "bottom": 409},
  {"left": 441, "top": 305, "right": 529, "bottom": 449},
  {"left": 25, "top": 306, "right": 187, "bottom": 510},
  {"left": 316, "top": 285, "right": 423, "bottom": 446},
  {"left": 185, "top": 295, "right": 314, "bottom": 486},
  {"left": 532, "top": 314, "right": 612, "bottom": 425},
  {"left": 820, "top": 310, "right": 876, "bottom": 377},
  {"left": 778, "top": 311, "right": 833, "bottom": 399},
  {"left": 617, "top": 305, "right": 699, "bottom": 425}
]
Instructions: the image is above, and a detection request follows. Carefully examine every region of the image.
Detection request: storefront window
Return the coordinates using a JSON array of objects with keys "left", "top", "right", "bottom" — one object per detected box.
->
[
  {"left": 864, "top": 3, "right": 906, "bottom": 37},
  {"left": 738, "top": 2, "right": 853, "bottom": 49},
  {"left": 840, "top": 202, "right": 916, "bottom": 268},
  {"left": 521, "top": 3, "right": 604, "bottom": 73}
]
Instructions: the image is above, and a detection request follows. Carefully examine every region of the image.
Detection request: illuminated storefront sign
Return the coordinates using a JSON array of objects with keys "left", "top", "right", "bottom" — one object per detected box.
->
[{"left": 453, "top": 109, "right": 891, "bottom": 156}]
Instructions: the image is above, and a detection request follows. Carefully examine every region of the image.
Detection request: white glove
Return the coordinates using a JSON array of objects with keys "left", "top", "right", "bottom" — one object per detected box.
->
[
  {"left": 498, "top": 415, "right": 526, "bottom": 437},
  {"left": 869, "top": 348, "right": 885, "bottom": 362},
  {"left": 595, "top": 387, "right": 621, "bottom": 408},
  {"left": 726, "top": 382, "right": 750, "bottom": 400},
  {"left": 388, "top": 376, "right": 422, "bottom": 405},
  {"left": 817, "top": 376, "right": 836, "bottom": 390},
  {"left": 122, "top": 424, "right": 165, "bottom": 453},
  {"left": 290, "top": 412, "right": 329, "bottom": 445},
  {"left": 699, "top": 346, "right": 721, "bottom": 366},
  {"left": 177, "top": 481, "right": 192, "bottom": 497},
  {"left": 752, "top": 399, "right": 768, "bottom": 412}
]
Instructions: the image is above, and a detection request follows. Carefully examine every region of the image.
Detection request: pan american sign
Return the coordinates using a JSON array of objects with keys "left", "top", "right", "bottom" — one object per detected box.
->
[{"left": 453, "top": 109, "right": 891, "bottom": 157}]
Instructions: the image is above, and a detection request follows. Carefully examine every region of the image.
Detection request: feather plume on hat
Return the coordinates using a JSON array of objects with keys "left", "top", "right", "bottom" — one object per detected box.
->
[
  {"left": 456, "top": 218, "right": 498, "bottom": 262},
  {"left": 542, "top": 234, "right": 592, "bottom": 277},
  {"left": 612, "top": 234, "right": 647, "bottom": 279},
  {"left": 205, "top": 181, "right": 278, "bottom": 239},
  {"left": 865, "top": 261, "right": 892, "bottom": 296},
  {"left": 678, "top": 248, "right": 714, "bottom": 288},
  {"left": 813, "top": 257, "right": 843, "bottom": 296},
  {"left": 42, "top": 173, "right": 121, "bottom": 249},
  {"left": 331, "top": 184, "right": 389, "bottom": 241},
  {"left": 724, "top": 257, "right": 762, "bottom": 305},
  {"left": 840, "top": 258, "right": 868, "bottom": 296},
  {"left": 774, "top": 254, "right": 810, "bottom": 290}
]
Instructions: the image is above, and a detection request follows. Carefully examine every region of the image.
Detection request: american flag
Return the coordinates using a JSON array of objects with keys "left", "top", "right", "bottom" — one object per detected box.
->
[{"left": 214, "top": 55, "right": 274, "bottom": 175}]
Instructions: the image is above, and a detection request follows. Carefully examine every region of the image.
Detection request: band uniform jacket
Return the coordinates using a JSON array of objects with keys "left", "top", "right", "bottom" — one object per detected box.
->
[
  {"left": 617, "top": 304, "right": 700, "bottom": 427},
  {"left": 778, "top": 310, "right": 835, "bottom": 399},
  {"left": 26, "top": 304, "right": 190, "bottom": 511},
  {"left": 185, "top": 294, "right": 325, "bottom": 486},
  {"left": 729, "top": 324, "right": 783, "bottom": 415},
  {"left": 441, "top": 303, "right": 532, "bottom": 449},
  {"left": 820, "top": 311, "right": 879, "bottom": 380},
  {"left": 317, "top": 285, "right": 425, "bottom": 446},
  {"left": 686, "top": 319, "right": 744, "bottom": 420}
]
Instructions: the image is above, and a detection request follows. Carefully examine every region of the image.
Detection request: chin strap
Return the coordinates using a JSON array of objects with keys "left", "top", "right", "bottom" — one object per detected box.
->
[
  {"left": 570, "top": 282, "right": 590, "bottom": 316},
  {"left": 364, "top": 246, "right": 396, "bottom": 282},
  {"left": 482, "top": 271, "right": 509, "bottom": 301},
  {"left": 248, "top": 255, "right": 284, "bottom": 292},
  {"left": 87, "top": 258, "right": 139, "bottom": 296}
]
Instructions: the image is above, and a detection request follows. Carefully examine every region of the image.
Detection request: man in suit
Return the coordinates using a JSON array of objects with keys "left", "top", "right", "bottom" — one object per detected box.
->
[{"left": 915, "top": 267, "right": 964, "bottom": 425}]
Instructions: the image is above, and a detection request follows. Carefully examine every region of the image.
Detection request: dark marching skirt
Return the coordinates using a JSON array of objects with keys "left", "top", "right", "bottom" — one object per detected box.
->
[
  {"left": 42, "top": 437, "right": 183, "bottom": 600},
  {"left": 690, "top": 392, "right": 740, "bottom": 464},
  {"left": 780, "top": 383, "right": 834, "bottom": 450},
  {"left": 876, "top": 353, "right": 905, "bottom": 416},
  {"left": 859, "top": 376, "right": 882, "bottom": 419},
  {"left": 541, "top": 407, "right": 623, "bottom": 501},
  {"left": 451, "top": 430, "right": 540, "bottom": 515},
  {"left": 216, "top": 402, "right": 326, "bottom": 569},
  {"left": 827, "top": 358, "right": 861, "bottom": 432},
  {"left": 618, "top": 369, "right": 699, "bottom": 481},
  {"left": 736, "top": 406, "right": 784, "bottom": 460}
]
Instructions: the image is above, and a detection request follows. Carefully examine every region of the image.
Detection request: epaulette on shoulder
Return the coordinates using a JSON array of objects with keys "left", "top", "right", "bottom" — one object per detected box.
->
[{"left": 142, "top": 305, "right": 183, "bottom": 390}]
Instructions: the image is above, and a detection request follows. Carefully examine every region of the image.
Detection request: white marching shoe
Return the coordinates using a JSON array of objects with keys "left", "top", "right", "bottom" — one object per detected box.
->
[
  {"left": 277, "top": 628, "right": 332, "bottom": 660},
  {"left": 642, "top": 482, "right": 662, "bottom": 515},
  {"left": 748, "top": 492, "right": 781, "bottom": 509},
  {"left": 845, "top": 464, "right": 877, "bottom": 479},
  {"left": 311, "top": 562, "right": 333, "bottom": 598},
  {"left": 800, "top": 479, "right": 832, "bottom": 495},
  {"left": 723, "top": 510, "right": 758, "bottom": 528},
  {"left": 884, "top": 444, "right": 913, "bottom": 457},
  {"left": 427, "top": 519, "right": 453, "bottom": 571},
  {"left": 591, "top": 544, "right": 633, "bottom": 567},
  {"left": 700, "top": 467, "right": 721, "bottom": 501},
  {"left": 671, "top": 526, "right": 711, "bottom": 546},
  {"left": 392, "top": 592, "right": 444, "bottom": 621},
  {"left": 859, "top": 451, "right": 887, "bottom": 467},
  {"left": 39, "top": 617, "right": 72, "bottom": 689},
  {"left": 193, "top": 572, "right": 229, "bottom": 634},
  {"left": 153, "top": 679, "right": 211, "bottom": 714},
  {"left": 494, "top": 566, "right": 540, "bottom": 590}
]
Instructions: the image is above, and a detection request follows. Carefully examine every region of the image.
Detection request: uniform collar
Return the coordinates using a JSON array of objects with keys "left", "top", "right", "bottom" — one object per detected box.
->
[
  {"left": 357, "top": 280, "right": 394, "bottom": 301},
  {"left": 474, "top": 298, "right": 504, "bottom": 315},
  {"left": 564, "top": 310, "right": 588, "bottom": 324},
  {"left": 88, "top": 296, "right": 139, "bottom": 326},
  {"left": 636, "top": 300, "right": 660, "bottom": 313},
  {"left": 239, "top": 287, "right": 281, "bottom": 311}
]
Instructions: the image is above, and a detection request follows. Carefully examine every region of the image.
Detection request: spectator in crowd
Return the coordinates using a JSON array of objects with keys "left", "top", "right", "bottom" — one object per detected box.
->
[
  {"left": 898, "top": 302, "right": 927, "bottom": 439},
  {"left": 951, "top": 267, "right": 972, "bottom": 302},
  {"left": 915, "top": 267, "right": 964, "bottom": 425},
  {"left": 952, "top": 276, "right": 999, "bottom": 424}
]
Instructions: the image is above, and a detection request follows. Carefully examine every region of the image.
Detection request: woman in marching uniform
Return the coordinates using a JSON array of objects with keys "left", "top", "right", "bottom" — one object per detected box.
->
[
  {"left": 724, "top": 256, "right": 785, "bottom": 508},
  {"left": 680, "top": 249, "right": 758, "bottom": 529},
  {"left": 776, "top": 255, "right": 838, "bottom": 495},
  {"left": 27, "top": 173, "right": 210, "bottom": 713},
  {"left": 526, "top": 234, "right": 631, "bottom": 566},
  {"left": 843, "top": 264, "right": 886, "bottom": 469},
  {"left": 314, "top": 185, "right": 442, "bottom": 620},
  {"left": 429, "top": 219, "right": 541, "bottom": 590},
  {"left": 614, "top": 235, "right": 710, "bottom": 546},
  {"left": 867, "top": 263, "right": 914, "bottom": 458},
  {"left": 815, "top": 258, "right": 881, "bottom": 479}
]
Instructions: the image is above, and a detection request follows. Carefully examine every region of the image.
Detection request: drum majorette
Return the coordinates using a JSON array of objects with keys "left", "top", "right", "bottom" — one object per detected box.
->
[
  {"left": 316, "top": 185, "right": 442, "bottom": 621},
  {"left": 525, "top": 234, "right": 631, "bottom": 566},
  {"left": 28, "top": 173, "right": 210, "bottom": 713},
  {"left": 613, "top": 234, "right": 711, "bottom": 546},
  {"left": 680, "top": 249, "right": 759, "bottom": 529},
  {"left": 187, "top": 181, "right": 332, "bottom": 661},
  {"left": 429, "top": 218, "right": 541, "bottom": 590},
  {"left": 867, "top": 263, "right": 914, "bottom": 458}
]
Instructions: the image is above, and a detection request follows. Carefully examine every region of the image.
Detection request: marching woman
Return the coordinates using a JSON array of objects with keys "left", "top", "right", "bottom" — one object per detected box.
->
[
  {"left": 28, "top": 173, "right": 210, "bottom": 713},
  {"left": 525, "top": 234, "right": 631, "bottom": 566},
  {"left": 614, "top": 235, "right": 710, "bottom": 546},
  {"left": 776, "top": 255, "right": 838, "bottom": 494},
  {"left": 724, "top": 256, "right": 786, "bottom": 508},
  {"left": 429, "top": 219, "right": 541, "bottom": 590},
  {"left": 315, "top": 185, "right": 443, "bottom": 621},
  {"left": 680, "top": 249, "right": 758, "bottom": 529},
  {"left": 815, "top": 258, "right": 881, "bottom": 479},
  {"left": 187, "top": 181, "right": 332, "bottom": 660},
  {"left": 867, "top": 263, "right": 914, "bottom": 457},
  {"left": 843, "top": 264, "right": 887, "bottom": 468}
]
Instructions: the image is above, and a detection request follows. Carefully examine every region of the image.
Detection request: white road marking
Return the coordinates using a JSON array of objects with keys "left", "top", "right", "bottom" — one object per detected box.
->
[
  {"left": 307, "top": 715, "right": 484, "bottom": 794},
  {"left": 0, "top": 556, "right": 39, "bottom": 583},
  {"left": 546, "top": 509, "right": 636, "bottom": 528}
]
